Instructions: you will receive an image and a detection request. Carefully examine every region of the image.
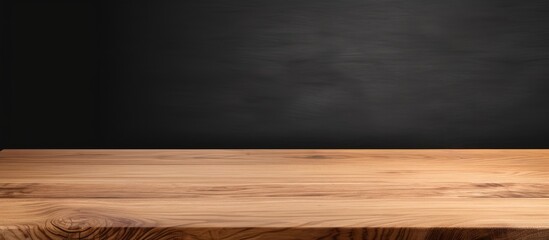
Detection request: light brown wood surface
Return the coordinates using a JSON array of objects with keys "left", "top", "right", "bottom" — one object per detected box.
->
[{"left": 0, "top": 149, "right": 548, "bottom": 240}]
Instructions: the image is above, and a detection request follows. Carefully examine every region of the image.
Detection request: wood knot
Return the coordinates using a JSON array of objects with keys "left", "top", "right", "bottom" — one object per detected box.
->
[
  {"left": 46, "top": 214, "right": 107, "bottom": 239},
  {"left": 42, "top": 212, "right": 181, "bottom": 239},
  {"left": 49, "top": 216, "right": 98, "bottom": 233}
]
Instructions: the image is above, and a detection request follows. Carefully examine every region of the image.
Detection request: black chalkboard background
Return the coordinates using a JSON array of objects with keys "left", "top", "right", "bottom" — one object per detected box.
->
[{"left": 3, "top": 0, "right": 549, "bottom": 148}]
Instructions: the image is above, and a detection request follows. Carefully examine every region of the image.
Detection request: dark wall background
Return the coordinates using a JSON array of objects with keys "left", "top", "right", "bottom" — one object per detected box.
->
[
  {"left": 3, "top": 0, "right": 98, "bottom": 148},
  {"left": 1, "top": 0, "right": 12, "bottom": 149},
  {"left": 3, "top": 0, "right": 549, "bottom": 148}
]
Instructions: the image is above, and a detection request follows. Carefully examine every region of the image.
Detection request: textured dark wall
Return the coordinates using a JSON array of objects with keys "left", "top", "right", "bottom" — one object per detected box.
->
[{"left": 4, "top": 0, "right": 549, "bottom": 148}]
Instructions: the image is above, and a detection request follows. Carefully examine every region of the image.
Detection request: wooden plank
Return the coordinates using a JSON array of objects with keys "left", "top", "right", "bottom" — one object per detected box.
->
[{"left": 0, "top": 150, "right": 548, "bottom": 239}]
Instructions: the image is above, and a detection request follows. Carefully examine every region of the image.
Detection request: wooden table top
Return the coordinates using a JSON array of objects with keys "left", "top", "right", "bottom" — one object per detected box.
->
[{"left": 0, "top": 149, "right": 548, "bottom": 240}]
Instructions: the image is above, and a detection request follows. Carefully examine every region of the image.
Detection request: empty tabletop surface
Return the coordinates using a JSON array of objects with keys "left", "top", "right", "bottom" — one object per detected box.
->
[{"left": 0, "top": 149, "right": 548, "bottom": 240}]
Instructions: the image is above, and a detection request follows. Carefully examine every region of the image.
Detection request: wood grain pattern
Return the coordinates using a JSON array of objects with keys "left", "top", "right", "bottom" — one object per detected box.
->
[{"left": 0, "top": 149, "right": 548, "bottom": 239}]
